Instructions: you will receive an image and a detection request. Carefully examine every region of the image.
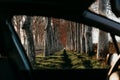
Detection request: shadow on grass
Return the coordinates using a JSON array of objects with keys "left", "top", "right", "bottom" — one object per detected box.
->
[
  {"left": 61, "top": 49, "right": 72, "bottom": 69},
  {"left": 82, "top": 60, "right": 93, "bottom": 69}
]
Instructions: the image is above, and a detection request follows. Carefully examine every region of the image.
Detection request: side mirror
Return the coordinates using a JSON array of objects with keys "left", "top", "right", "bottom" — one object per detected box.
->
[{"left": 110, "top": 0, "right": 120, "bottom": 17}]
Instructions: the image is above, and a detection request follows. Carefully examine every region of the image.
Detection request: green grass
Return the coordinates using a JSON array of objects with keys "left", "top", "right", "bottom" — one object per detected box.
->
[{"left": 33, "top": 49, "right": 109, "bottom": 69}]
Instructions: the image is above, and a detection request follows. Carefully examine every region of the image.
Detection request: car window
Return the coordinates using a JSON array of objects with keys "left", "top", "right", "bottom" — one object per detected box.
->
[{"left": 11, "top": 1, "right": 120, "bottom": 70}]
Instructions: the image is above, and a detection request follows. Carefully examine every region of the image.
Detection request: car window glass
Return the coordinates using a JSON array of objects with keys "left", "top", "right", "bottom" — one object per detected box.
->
[
  {"left": 12, "top": 15, "right": 113, "bottom": 69},
  {"left": 11, "top": 0, "right": 120, "bottom": 70}
]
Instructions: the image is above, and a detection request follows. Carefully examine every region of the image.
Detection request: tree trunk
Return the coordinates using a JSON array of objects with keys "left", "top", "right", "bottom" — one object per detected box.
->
[
  {"left": 76, "top": 23, "right": 81, "bottom": 53},
  {"left": 34, "top": 25, "right": 39, "bottom": 49},
  {"left": 97, "top": 31, "right": 109, "bottom": 59},
  {"left": 51, "top": 18, "right": 63, "bottom": 52},
  {"left": 70, "top": 22, "right": 75, "bottom": 51},
  {"left": 44, "top": 17, "right": 51, "bottom": 56},
  {"left": 81, "top": 24, "right": 86, "bottom": 53},
  {"left": 74, "top": 23, "right": 77, "bottom": 51},
  {"left": 53, "top": 24, "right": 59, "bottom": 52},
  {"left": 66, "top": 22, "right": 71, "bottom": 50},
  {"left": 97, "top": 0, "right": 109, "bottom": 59},
  {"left": 22, "top": 16, "right": 35, "bottom": 64},
  {"left": 85, "top": 25, "right": 93, "bottom": 56}
]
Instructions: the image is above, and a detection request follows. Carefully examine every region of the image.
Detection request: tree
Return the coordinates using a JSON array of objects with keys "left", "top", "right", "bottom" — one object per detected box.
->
[
  {"left": 22, "top": 16, "right": 35, "bottom": 64},
  {"left": 85, "top": 25, "right": 93, "bottom": 56},
  {"left": 44, "top": 17, "right": 52, "bottom": 56},
  {"left": 81, "top": 24, "right": 86, "bottom": 53},
  {"left": 70, "top": 22, "right": 75, "bottom": 51},
  {"left": 97, "top": 0, "right": 109, "bottom": 59},
  {"left": 59, "top": 19, "right": 67, "bottom": 48},
  {"left": 32, "top": 16, "right": 45, "bottom": 50},
  {"left": 44, "top": 17, "right": 64, "bottom": 56},
  {"left": 12, "top": 16, "right": 27, "bottom": 45},
  {"left": 66, "top": 21, "right": 72, "bottom": 50},
  {"left": 76, "top": 23, "right": 81, "bottom": 53},
  {"left": 52, "top": 18, "right": 63, "bottom": 51},
  {"left": 12, "top": 16, "right": 22, "bottom": 37}
]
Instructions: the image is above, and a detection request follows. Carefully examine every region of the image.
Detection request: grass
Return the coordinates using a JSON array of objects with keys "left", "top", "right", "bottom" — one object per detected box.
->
[{"left": 33, "top": 49, "right": 109, "bottom": 69}]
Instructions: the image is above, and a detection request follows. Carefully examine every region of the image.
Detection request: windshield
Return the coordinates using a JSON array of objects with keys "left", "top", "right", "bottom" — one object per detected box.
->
[{"left": 11, "top": 0, "right": 120, "bottom": 70}]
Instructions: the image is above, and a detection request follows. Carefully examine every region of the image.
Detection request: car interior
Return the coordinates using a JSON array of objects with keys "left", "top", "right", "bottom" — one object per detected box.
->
[{"left": 0, "top": 0, "right": 120, "bottom": 80}]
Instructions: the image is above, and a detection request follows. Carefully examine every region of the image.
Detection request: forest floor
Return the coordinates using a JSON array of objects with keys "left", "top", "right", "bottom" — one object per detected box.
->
[{"left": 34, "top": 49, "right": 109, "bottom": 69}]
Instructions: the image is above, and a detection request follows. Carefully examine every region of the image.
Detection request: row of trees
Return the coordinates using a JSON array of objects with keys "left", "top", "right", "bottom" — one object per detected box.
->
[
  {"left": 65, "top": 22, "right": 93, "bottom": 56},
  {"left": 12, "top": 16, "right": 64, "bottom": 63},
  {"left": 12, "top": 0, "right": 116, "bottom": 64}
]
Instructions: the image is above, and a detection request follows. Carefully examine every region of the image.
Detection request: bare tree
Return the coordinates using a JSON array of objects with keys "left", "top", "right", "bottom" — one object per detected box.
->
[
  {"left": 52, "top": 18, "right": 63, "bottom": 52},
  {"left": 44, "top": 17, "right": 64, "bottom": 56},
  {"left": 97, "top": 0, "right": 109, "bottom": 59},
  {"left": 81, "top": 24, "right": 86, "bottom": 53},
  {"left": 85, "top": 25, "right": 93, "bottom": 56},
  {"left": 66, "top": 21, "right": 71, "bottom": 50},
  {"left": 76, "top": 23, "right": 81, "bottom": 53},
  {"left": 69, "top": 22, "right": 75, "bottom": 51},
  {"left": 12, "top": 16, "right": 23, "bottom": 37},
  {"left": 22, "top": 16, "right": 35, "bottom": 64},
  {"left": 32, "top": 16, "right": 45, "bottom": 50},
  {"left": 44, "top": 17, "right": 52, "bottom": 56}
]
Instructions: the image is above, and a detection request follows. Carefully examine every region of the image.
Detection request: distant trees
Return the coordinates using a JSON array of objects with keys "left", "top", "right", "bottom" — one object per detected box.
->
[
  {"left": 65, "top": 22, "right": 93, "bottom": 56},
  {"left": 32, "top": 16, "right": 45, "bottom": 50},
  {"left": 80, "top": 24, "right": 93, "bottom": 56},
  {"left": 66, "top": 21, "right": 76, "bottom": 51},
  {"left": 12, "top": 16, "right": 22, "bottom": 37},
  {"left": 13, "top": 14, "right": 109, "bottom": 61},
  {"left": 52, "top": 18, "right": 63, "bottom": 51},
  {"left": 44, "top": 17, "right": 63, "bottom": 56},
  {"left": 13, "top": 16, "right": 45, "bottom": 63},
  {"left": 66, "top": 21, "right": 72, "bottom": 50}
]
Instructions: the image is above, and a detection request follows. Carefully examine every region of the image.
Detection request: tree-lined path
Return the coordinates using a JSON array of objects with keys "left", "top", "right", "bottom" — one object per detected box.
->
[{"left": 34, "top": 49, "right": 108, "bottom": 69}]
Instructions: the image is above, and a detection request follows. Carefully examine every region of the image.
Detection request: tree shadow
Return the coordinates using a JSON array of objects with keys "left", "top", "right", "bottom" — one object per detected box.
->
[
  {"left": 61, "top": 49, "right": 72, "bottom": 69},
  {"left": 82, "top": 60, "right": 93, "bottom": 69}
]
